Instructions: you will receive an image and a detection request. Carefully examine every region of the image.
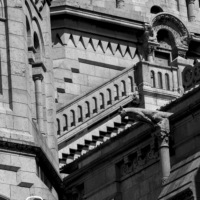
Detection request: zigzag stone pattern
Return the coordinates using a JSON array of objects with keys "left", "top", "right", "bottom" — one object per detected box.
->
[{"left": 53, "top": 31, "right": 138, "bottom": 59}]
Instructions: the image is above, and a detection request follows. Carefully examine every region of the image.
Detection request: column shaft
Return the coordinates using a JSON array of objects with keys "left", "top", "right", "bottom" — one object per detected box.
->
[
  {"left": 35, "top": 78, "right": 44, "bottom": 134},
  {"left": 159, "top": 143, "right": 171, "bottom": 184},
  {"left": 187, "top": 0, "right": 195, "bottom": 21}
]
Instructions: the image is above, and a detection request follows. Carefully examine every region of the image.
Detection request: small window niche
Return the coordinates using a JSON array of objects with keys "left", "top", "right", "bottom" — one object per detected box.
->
[{"left": 150, "top": 6, "right": 163, "bottom": 14}]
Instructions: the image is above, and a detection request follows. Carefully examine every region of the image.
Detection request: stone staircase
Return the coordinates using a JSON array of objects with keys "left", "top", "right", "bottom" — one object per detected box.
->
[{"left": 56, "top": 66, "right": 138, "bottom": 166}]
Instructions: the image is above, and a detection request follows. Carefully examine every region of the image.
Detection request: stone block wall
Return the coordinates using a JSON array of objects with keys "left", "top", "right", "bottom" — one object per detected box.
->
[
  {"left": 0, "top": 0, "right": 58, "bottom": 162},
  {"left": 0, "top": 152, "right": 58, "bottom": 200},
  {"left": 52, "top": 16, "right": 141, "bottom": 106},
  {"left": 0, "top": 0, "right": 60, "bottom": 199}
]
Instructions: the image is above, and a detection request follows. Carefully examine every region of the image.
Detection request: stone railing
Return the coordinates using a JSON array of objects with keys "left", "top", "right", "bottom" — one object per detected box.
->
[{"left": 56, "top": 66, "right": 136, "bottom": 143}]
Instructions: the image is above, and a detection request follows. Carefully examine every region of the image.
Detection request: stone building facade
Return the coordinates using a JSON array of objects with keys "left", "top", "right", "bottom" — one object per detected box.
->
[
  {"left": 0, "top": 0, "right": 63, "bottom": 200},
  {"left": 52, "top": 0, "right": 200, "bottom": 200},
  {"left": 1, "top": 0, "right": 200, "bottom": 200}
]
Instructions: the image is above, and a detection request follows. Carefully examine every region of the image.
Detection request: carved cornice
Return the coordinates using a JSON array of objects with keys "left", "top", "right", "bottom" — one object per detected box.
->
[{"left": 0, "top": 140, "right": 64, "bottom": 195}]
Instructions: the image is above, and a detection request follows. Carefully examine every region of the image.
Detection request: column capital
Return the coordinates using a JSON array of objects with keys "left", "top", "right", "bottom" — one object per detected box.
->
[
  {"left": 153, "top": 118, "right": 170, "bottom": 148},
  {"left": 32, "top": 62, "right": 46, "bottom": 81}
]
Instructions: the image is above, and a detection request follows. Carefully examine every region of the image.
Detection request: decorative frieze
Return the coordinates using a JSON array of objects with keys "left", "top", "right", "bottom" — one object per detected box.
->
[
  {"left": 53, "top": 32, "right": 137, "bottom": 59},
  {"left": 120, "top": 143, "right": 159, "bottom": 177}
]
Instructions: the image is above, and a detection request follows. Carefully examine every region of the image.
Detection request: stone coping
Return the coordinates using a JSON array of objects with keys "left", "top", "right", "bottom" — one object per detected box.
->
[
  {"left": 50, "top": 0, "right": 148, "bottom": 29},
  {"left": 57, "top": 66, "right": 135, "bottom": 113}
]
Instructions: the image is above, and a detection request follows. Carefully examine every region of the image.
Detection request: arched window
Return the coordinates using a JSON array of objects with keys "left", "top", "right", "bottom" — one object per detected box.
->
[
  {"left": 70, "top": 110, "right": 75, "bottom": 127},
  {"left": 158, "top": 72, "right": 163, "bottom": 89},
  {"left": 128, "top": 77, "right": 133, "bottom": 93},
  {"left": 150, "top": 71, "right": 156, "bottom": 88},
  {"left": 92, "top": 97, "right": 98, "bottom": 114},
  {"left": 100, "top": 93, "right": 105, "bottom": 109},
  {"left": 121, "top": 81, "right": 126, "bottom": 96},
  {"left": 150, "top": 6, "right": 163, "bottom": 14},
  {"left": 78, "top": 106, "right": 83, "bottom": 122},
  {"left": 107, "top": 89, "right": 112, "bottom": 105},
  {"left": 63, "top": 114, "right": 68, "bottom": 131},
  {"left": 85, "top": 102, "right": 90, "bottom": 118},
  {"left": 114, "top": 85, "right": 119, "bottom": 101},
  {"left": 165, "top": 73, "right": 170, "bottom": 90},
  {"left": 57, "top": 118, "right": 60, "bottom": 135}
]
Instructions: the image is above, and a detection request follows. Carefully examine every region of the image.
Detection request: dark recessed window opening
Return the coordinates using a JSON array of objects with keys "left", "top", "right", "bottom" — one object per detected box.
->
[{"left": 151, "top": 6, "right": 163, "bottom": 14}]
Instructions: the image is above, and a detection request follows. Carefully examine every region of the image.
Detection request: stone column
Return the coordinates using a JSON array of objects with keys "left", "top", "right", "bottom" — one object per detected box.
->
[
  {"left": 116, "top": 0, "right": 125, "bottom": 9},
  {"left": 34, "top": 75, "right": 44, "bottom": 134},
  {"left": 32, "top": 63, "right": 46, "bottom": 135},
  {"left": 154, "top": 119, "right": 171, "bottom": 185},
  {"left": 187, "top": 0, "right": 196, "bottom": 22}
]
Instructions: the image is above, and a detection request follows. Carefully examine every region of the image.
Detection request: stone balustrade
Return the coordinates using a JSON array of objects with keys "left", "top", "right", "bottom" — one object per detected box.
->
[{"left": 56, "top": 66, "right": 136, "bottom": 139}]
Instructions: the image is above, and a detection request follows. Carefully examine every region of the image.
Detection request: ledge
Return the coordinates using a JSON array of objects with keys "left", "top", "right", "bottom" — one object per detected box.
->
[{"left": 50, "top": 2, "right": 147, "bottom": 30}]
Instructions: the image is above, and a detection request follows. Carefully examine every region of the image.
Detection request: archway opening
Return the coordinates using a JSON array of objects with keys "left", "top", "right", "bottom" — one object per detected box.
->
[{"left": 151, "top": 6, "right": 163, "bottom": 14}]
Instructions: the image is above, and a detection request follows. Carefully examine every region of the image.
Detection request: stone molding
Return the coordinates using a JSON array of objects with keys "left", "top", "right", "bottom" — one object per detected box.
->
[
  {"left": 53, "top": 31, "right": 137, "bottom": 59},
  {"left": 152, "top": 13, "right": 189, "bottom": 37},
  {"left": 0, "top": 139, "right": 64, "bottom": 195},
  {"left": 151, "top": 13, "right": 190, "bottom": 49}
]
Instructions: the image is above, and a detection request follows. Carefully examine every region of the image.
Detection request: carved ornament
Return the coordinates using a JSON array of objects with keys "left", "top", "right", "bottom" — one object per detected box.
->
[
  {"left": 118, "top": 107, "right": 172, "bottom": 127},
  {"left": 167, "top": 188, "right": 193, "bottom": 200},
  {"left": 152, "top": 13, "right": 190, "bottom": 47},
  {"left": 120, "top": 142, "right": 158, "bottom": 177},
  {"left": 182, "top": 60, "right": 200, "bottom": 90}
]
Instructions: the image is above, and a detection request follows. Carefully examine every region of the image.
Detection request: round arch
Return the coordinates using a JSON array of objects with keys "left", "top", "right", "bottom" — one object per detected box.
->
[
  {"left": 151, "top": 12, "right": 190, "bottom": 47},
  {"left": 150, "top": 5, "right": 163, "bottom": 14}
]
